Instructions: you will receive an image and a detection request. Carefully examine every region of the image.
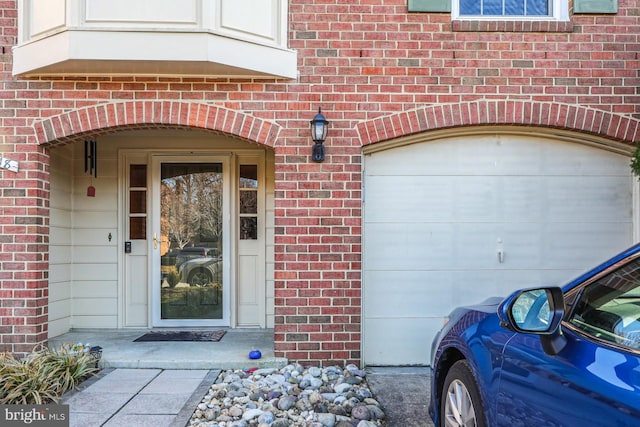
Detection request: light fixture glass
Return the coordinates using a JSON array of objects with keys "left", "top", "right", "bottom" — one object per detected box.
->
[
  {"left": 310, "top": 108, "right": 329, "bottom": 162},
  {"left": 310, "top": 108, "right": 329, "bottom": 143}
]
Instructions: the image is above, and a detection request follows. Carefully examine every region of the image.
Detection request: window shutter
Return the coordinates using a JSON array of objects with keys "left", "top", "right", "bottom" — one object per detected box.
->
[
  {"left": 574, "top": 0, "right": 617, "bottom": 13},
  {"left": 408, "top": 0, "right": 451, "bottom": 13}
]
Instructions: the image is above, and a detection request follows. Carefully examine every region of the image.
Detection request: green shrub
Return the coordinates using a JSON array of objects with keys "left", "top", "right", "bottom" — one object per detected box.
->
[
  {"left": 0, "top": 344, "right": 99, "bottom": 404},
  {"left": 165, "top": 268, "right": 180, "bottom": 287},
  {"left": 631, "top": 144, "right": 640, "bottom": 179}
]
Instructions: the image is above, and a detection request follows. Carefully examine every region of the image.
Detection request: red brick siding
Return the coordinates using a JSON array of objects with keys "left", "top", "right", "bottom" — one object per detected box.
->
[
  {"left": 0, "top": 0, "right": 639, "bottom": 364},
  {"left": 357, "top": 100, "right": 640, "bottom": 145}
]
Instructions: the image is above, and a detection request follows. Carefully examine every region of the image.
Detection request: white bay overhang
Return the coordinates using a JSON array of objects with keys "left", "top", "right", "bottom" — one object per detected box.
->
[{"left": 13, "top": 0, "right": 297, "bottom": 79}]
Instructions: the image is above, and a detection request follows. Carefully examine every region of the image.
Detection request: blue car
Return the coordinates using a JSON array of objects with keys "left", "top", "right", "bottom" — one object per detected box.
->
[{"left": 430, "top": 244, "right": 640, "bottom": 427}]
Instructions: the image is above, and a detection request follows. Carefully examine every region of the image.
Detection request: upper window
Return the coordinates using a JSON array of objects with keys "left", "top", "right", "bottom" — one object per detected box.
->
[
  {"left": 453, "top": 0, "right": 568, "bottom": 20},
  {"left": 461, "top": 0, "right": 547, "bottom": 16}
]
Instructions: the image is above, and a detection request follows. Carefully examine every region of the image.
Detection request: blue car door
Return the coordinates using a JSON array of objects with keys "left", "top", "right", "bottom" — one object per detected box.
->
[
  {"left": 496, "top": 257, "right": 640, "bottom": 426},
  {"left": 497, "top": 330, "right": 640, "bottom": 426}
]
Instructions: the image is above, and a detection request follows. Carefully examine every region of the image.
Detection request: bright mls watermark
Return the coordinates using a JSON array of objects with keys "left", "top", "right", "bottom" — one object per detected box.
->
[{"left": 0, "top": 405, "right": 69, "bottom": 426}]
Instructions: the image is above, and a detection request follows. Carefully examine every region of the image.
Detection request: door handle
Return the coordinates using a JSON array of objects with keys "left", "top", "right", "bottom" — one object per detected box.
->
[{"left": 153, "top": 233, "right": 168, "bottom": 250}]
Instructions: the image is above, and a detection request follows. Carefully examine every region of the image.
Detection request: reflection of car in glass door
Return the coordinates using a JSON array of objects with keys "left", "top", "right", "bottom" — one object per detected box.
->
[
  {"left": 179, "top": 255, "right": 222, "bottom": 287},
  {"left": 173, "top": 247, "right": 219, "bottom": 268},
  {"left": 162, "top": 247, "right": 221, "bottom": 287}
]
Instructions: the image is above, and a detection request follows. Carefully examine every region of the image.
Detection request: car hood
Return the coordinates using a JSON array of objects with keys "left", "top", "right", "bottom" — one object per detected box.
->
[
  {"left": 436, "top": 296, "right": 504, "bottom": 343},
  {"left": 464, "top": 296, "right": 504, "bottom": 312}
]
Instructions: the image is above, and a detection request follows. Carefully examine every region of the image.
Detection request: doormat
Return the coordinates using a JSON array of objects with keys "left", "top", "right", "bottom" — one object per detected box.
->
[{"left": 133, "top": 330, "right": 226, "bottom": 342}]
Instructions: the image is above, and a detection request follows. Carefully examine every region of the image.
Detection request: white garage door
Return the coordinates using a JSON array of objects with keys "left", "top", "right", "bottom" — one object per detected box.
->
[{"left": 362, "top": 133, "right": 634, "bottom": 366}]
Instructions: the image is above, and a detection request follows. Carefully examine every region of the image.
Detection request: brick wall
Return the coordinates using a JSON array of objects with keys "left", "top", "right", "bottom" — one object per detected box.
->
[{"left": 0, "top": 0, "right": 639, "bottom": 363}]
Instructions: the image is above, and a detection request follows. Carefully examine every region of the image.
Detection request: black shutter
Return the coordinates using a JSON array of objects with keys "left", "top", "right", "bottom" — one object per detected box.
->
[
  {"left": 574, "top": 0, "right": 617, "bottom": 13},
  {"left": 408, "top": 0, "right": 451, "bottom": 13}
]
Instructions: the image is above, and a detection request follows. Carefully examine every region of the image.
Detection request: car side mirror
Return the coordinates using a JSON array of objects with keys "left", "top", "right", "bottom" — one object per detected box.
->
[{"left": 498, "top": 287, "right": 567, "bottom": 355}]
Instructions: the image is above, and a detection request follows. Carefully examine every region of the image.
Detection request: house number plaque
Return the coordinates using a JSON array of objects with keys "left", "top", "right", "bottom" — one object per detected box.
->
[{"left": 0, "top": 155, "right": 19, "bottom": 173}]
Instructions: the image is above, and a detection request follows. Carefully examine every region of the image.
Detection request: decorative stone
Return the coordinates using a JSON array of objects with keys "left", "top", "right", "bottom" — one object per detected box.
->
[
  {"left": 295, "top": 397, "right": 313, "bottom": 412},
  {"left": 334, "top": 383, "right": 351, "bottom": 394},
  {"left": 351, "top": 405, "right": 371, "bottom": 420},
  {"left": 268, "top": 390, "right": 283, "bottom": 400},
  {"left": 189, "top": 366, "right": 385, "bottom": 427},
  {"left": 228, "top": 406, "right": 243, "bottom": 418},
  {"left": 258, "top": 411, "right": 275, "bottom": 424},
  {"left": 242, "top": 408, "right": 264, "bottom": 420},
  {"left": 277, "top": 395, "right": 297, "bottom": 411},
  {"left": 308, "top": 391, "right": 322, "bottom": 404},
  {"left": 368, "top": 404, "right": 385, "bottom": 420},
  {"left": 317, "top": 412, "right": 336, "bottom": 427},
  {"left": 309, "top": 366, "right": 322, "bottom": 377}
]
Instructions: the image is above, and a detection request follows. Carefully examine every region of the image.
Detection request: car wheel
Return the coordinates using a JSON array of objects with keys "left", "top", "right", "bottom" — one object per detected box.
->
[
  {"left": 440, "top": 360, "right": 487, "bottom": 427},
  {"left": 187, "top": 268, "right": 212, "bottom": 287}
]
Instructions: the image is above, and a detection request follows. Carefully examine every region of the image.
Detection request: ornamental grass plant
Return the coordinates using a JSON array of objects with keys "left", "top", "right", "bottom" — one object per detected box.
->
[{"left": 0, "top": 344, "right": 99, "bottom": 404}]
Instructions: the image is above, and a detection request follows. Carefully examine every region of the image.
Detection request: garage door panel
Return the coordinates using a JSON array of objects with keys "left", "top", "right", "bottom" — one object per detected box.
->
[
  {"left": 455, "top": 138, "right": 504, "bottom": 174},
  {"left": 365, "top": 175, "right": 455, "bottom": 222},
  {"left": 496, "top": 138, "right": 545, "bottom": 175},
  {"left": 366, "top": 175, "right": 500, "bottom": 222},
  {"left": 500, "top": 176, "right": 544, "bottom": 220},
  {"left": 449, "top": 270, "right": 506, "bottom": 305},
  {"left": 541, "top": 144, "right": 631, "bottom": 175},
  {"left": 365, "top": 135, "right": 498, "bottom": 176},
  {"left": 366, "top": 222, "right": 506, "bottom": 270},
  {"left": 541, "top": 222, "right": 632, "bottom": 268},
  {"left": 368, "top": 135, "right": 630, "bottom": 176},
  {"left": 453, "top": 177, "right": 497, "bottom": 221},
  {"left": 363, "top": 270, "right": 457, "bottom": 317},
  {"left": 454, "top": 223, "right": 502, "bottom": 268},
  {"left": 497, "top": 224, "right": 544, "bottom": 268},
  {"left": 545, "top": 176, "right": 632, "bottom": 222},
  {"left": 500, "top": 137, "right": 629, "bottom": 176},
  {"left": 364, "top": 269, "right": 512, "bottom": 319},
  {"left": 365, "top": 222, "right": 455, "bottom": 270},
  {"left": 363, "top": 317, "right": 443, "bottom": 366}
]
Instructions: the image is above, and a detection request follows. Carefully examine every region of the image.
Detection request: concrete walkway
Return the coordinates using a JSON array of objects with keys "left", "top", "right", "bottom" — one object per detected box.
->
[
  {"left": 61, "top": 366, "right": 434, "bottom": 427},
  {"left": 62, "top": 368, "right": 219, "bottom": 427}
]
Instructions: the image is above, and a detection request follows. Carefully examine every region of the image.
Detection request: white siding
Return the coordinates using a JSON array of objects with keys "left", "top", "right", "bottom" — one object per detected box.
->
[
  {"left": 69, "top": 140, "right": 119, "bottom": 329},
  {"left": 49, "top": 145, "right": 73, "bottom": 338}
]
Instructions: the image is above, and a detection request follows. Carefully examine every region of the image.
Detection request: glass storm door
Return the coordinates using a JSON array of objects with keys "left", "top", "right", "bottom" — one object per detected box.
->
[{"left": 151, "top": 156, "right": 229, "bottom": 326}]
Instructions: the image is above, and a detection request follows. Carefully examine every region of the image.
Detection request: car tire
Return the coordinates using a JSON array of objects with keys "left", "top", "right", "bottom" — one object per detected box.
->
[
  {"left": 440, "top": 360, "right": 487, "bottom": 427},
  {"left": 187, "top": 268, "right": 212, "bottom": 287}
]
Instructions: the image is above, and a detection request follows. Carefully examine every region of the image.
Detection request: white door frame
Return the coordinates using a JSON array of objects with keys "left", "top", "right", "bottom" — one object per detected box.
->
[{"left": 150, "top": 154, "right": 232, "bottom": 327}]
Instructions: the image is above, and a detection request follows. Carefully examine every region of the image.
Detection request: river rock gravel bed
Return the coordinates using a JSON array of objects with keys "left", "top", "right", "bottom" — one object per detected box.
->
[{"left": 188, "top": 364, "right": 386, "bottom": 427}]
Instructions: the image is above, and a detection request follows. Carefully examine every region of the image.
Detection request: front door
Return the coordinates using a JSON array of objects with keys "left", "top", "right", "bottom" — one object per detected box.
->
[{"left": 151, "top": 155, "right": 230, "bottom": 327}]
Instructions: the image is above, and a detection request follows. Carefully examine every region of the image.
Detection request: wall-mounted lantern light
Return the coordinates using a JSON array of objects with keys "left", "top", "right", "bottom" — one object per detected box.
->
[{"left": 310, "top": 108, "right": 329, "bottom": 162}]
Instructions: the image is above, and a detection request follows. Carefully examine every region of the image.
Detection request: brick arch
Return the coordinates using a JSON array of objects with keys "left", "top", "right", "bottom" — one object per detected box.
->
[
  {"left": 356, "top": 100, "right": 640, "bottom": 146},
  {"left": 32, "top": 101, "right": 281, "bottom": 147}
]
